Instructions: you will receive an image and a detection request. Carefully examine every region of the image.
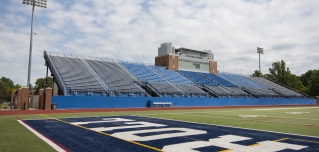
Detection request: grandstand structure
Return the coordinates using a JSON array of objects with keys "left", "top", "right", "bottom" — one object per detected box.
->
[{"left": 43, "top": 44, "right": 315, "bottom": 109}]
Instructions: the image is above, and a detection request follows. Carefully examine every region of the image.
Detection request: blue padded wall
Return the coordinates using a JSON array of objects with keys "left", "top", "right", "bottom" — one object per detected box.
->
[{"left": 52, "top": 96, "right": 316, "bottom": 109}]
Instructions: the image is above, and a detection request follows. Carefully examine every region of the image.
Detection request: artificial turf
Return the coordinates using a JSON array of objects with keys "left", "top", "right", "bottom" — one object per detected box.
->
[
  {"left": 0, "top": 116, "right": 56, "bottom": 152},
  {"left": 0, "top": 106, "right": 318, "bottom": 151}
]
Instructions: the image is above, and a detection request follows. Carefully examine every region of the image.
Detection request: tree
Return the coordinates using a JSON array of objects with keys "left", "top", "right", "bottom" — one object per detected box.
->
[
  {"left": 33, "top": 77, "right": 53, "bottom": 91},
  {"left": 251, "top": 70, "right": 262, "bottom": 77},
  {"left": 0, "top": 81, "right": 9, "bottom": 103},
  {"left": 266, "top": 60, "right": 289, "bottom": 85},
  {"left": 0, "top": 77, "right": 14, "bottom": 88},
  {"left": 0, "top": 77, "right": 20, "bottom": 103},
  {"left": 299, "top": 70, "right": 317, "bottom": 87},
  {"left": 287, "top": 74, "right": 307, "bottom": 93},
  {"left": 265, "top": 60, "right": 306, "bottom": 92},
  {"left": 308, "top": 70, "right": 319, "bottom": 96}
]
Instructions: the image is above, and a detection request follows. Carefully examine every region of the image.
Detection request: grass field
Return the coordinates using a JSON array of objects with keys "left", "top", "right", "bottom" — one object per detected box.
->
[{"left": 0, "top": 106, "right": 318, "bottom": 151}]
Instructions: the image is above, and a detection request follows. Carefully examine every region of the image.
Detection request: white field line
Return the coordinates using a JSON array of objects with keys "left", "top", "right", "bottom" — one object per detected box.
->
[
  {"left": 207, "top": 113, "right": 319, "bottom": 121},
  {"left": 242, "top": 113, "right": 319, "bottom": 118},
  {"left": 18, "top": 120, "right": 66, "bottom": 152},
  {"left": 174, "top": 114, "right": 319, "bottom": 126},
  {"left": 141, "top": 112, "right": 319, "bottom": 121},
  {"left": 254, "top": 107, "right": 319, "bottom": 111},
  {"left": 133, "top": 115, "right": 319, "bottom": 139},
  {"left": 204, "top": 109, "right": 319, "bottom": 118}
]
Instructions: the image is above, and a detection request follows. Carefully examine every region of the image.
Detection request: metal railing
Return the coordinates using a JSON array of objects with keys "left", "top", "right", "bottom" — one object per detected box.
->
[
  {"left": 66, "top": 88, "right": 148, "bottom": 97},
  {"left": 47, "top": 51, "right": 153, "bottom": 65}
]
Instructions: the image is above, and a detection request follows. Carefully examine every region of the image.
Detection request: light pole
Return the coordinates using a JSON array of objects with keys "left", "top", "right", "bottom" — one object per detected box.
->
[
  {"left": 257, "top": 47, "right": 264, "bottom": 76},
  {"left": 22, "top": 0, "right": 47, "bottom": 90}
]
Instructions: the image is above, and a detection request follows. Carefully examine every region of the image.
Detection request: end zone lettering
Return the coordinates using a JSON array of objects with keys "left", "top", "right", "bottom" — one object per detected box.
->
[{"left": 70, "top": 117, "right": 308, "bottom": 151}]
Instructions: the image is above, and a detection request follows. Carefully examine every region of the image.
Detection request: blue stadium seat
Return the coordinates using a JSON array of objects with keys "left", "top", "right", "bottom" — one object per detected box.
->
[
  {"left": 149, "top": 66, "right": 194, "bottom": 84},
  {"left": 179, "top": 71, "right": 217, "bottom": 86},
  {"left": 121, "top": 62, "right": 167, "bottom": 83},
  {"left": 201, "top": 73, "right": 235, "bottom": 87}
]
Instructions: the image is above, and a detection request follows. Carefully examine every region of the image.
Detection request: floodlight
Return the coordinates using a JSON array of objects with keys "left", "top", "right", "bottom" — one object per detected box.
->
[
  {"left": 22, "top": 0, "right": 47, "bottom": 90},
  {"left": 257, "top": 47, "right": 264, "bottom": 54},
  {"left": 257, "top": 47, "right": 264, "bottom": 76}
]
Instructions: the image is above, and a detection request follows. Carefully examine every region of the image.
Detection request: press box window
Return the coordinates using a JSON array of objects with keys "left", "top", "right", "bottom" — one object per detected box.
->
[{"left": 193, "top": 63, "right": 200, "bottom": 69}]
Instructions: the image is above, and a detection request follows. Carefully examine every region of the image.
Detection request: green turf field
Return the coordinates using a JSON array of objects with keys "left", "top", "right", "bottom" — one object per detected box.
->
[{"left": 1, "top": 106, "right": 318, "bottom": 151}]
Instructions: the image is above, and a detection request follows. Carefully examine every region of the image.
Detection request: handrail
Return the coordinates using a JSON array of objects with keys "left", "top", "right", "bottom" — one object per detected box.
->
[
  {"left": 80, "top": 59, "right": 110, "bottom": 94},
  {"left": 47, "top": 51, "right": 153, "bottom": 66},
  {"left": 66, "top": 88, "right": 147, "bottom": 97},
  {"left": 44, "top": 51, "right": 68, "bottom": 95}
]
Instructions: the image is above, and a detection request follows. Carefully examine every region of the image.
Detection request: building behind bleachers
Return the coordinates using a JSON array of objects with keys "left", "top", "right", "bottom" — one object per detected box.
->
[{"left": 155, "top": 43, "right": 218, "bottom": 74}]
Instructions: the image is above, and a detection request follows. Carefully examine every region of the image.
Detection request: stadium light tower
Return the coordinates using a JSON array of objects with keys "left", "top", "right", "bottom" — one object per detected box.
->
[
  {"left": 257, "top": 47, "right": 264, "bottom": 76},
  {"left": 22, "top": 0, "right": 47, "bottom": 90}
]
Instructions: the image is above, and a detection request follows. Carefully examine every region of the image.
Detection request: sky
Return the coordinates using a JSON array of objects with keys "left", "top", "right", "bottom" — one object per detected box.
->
[{"left": 0, "top": 0, "right": 318, "bottom": 86}]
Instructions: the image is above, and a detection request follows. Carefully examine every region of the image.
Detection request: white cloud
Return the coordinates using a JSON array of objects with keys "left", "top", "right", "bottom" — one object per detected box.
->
[{"left": 0, "top": 0, "right": 318, "bottom": 86}]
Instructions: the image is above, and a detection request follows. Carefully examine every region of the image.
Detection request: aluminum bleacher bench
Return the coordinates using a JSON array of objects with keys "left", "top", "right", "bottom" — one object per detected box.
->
[{"left": 152, "top": 102, "right": 172, "bottom": 107}]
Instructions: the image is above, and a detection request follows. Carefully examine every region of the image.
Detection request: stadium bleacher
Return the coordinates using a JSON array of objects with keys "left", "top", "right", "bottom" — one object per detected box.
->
[
  {"left": 248, "top": 77, "right": 303, "bottom": 98},
  {"left": 179, "top": 71, "right": 252, "bottom": 98},
  {"left": 45, "top": 51, "right": 307, "bottom": 99},
  {"left": 204, "top": 86, "right": 233, "bottom": 97},
  {"left": 40, "top": 51, "right": 317, "bottom": 110},
  {"left": 149, "top": 66, "right": 194, "bottom": 84},
  {"left": 176, "top": 84, "right": 207, "bottom": 97},
  {"left": 219, "top": 72, "right": 281, "bottom": 98},
  {"left": 201, "top": 73, "right": 236, "bottom": 87},
  {"left": 148, "top": 66, "right": 207, "bottom": 97},
  {"left": 86, "top": 60, "right": 148, "bottom": 97},
  {"left": 178, "top": 71, "right": 217, "bottom": 86},
  {"left": 121, "top": 62, "right": 167, "bottom": 83},
  {"left": 121, "top": 62, "right": 183, "bottom": 97},
  {"left": 49, "top": 56, "right": 106, "bottom": 96},
  {"left": 225, "top": 87, "right": 250, "bottom": 97}
]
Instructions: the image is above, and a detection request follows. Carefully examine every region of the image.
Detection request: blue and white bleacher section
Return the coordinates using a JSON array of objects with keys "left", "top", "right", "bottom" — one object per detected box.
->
[
  {"left": 178, "top": 71, "right": 217, "bottom": 86},
  {"left": 200, "top": 73, "right": 250, "bottom": 98},
  {"left": 179, "top": 71, "right": 235, "bottom": 98},
  {"left": 121, "top": 62, "right": 166, "bottom": 83},
  {"left": 121, "top": 62, "right": 183, "bottom": 97},
  {"left": 148, "top": 66, "right": 193, "bottom": 84},
  {"left": 201, "top": 73, "right": 235, "bottom": 87},
  {"left": 247, "top": 77, "right": 304, "bottom": 98},
  {"left": 218, "top": 73, "right": 281, "bottom": 98},
  {"left": 149, "top": 66, "right": 207, "bottom": 97},
  {"left": 176, "top": 84, "right": 208, "bottom": 97}
]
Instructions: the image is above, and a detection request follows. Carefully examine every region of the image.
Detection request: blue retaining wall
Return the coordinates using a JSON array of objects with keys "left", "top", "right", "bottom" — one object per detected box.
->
[{"left": 52, "top": 96, "right": 316, "bottom": 109}]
